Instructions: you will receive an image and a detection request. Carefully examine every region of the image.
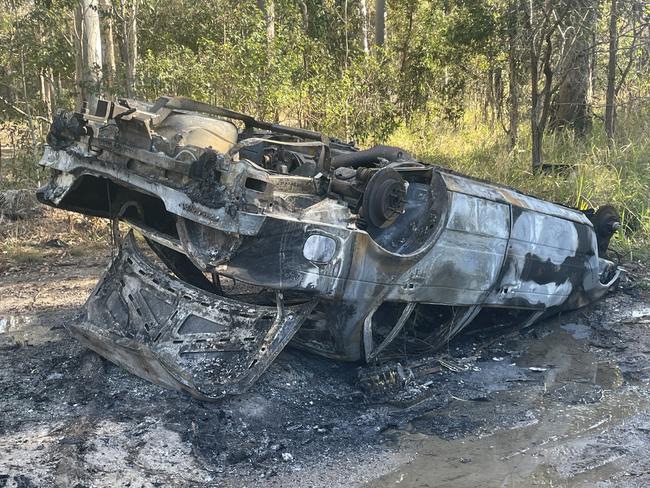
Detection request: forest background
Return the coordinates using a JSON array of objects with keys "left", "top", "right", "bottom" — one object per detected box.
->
[{"left": 1, "top": 0, "right": 649, "bottom": 255}]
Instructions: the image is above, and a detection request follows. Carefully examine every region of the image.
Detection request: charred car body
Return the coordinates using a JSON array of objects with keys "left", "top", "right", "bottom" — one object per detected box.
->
[{"left": 37, "top": 97, "right": 621, "bottom": 400}]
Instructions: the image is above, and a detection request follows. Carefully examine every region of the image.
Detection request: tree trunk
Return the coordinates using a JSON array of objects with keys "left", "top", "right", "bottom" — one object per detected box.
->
[
  {"left": 299, "top": 0, "right": 309, "bottom": 128},
  {"left": 79, "top": 0, "right": 103, "bottom": 110},
  {"left": 529, "top": 3, "right": 554, "bottom": 170},
  {"left": 267, "top": 0, "right": 275, "bottom": 50},
  {"left": 39, "top": 69, "right": 52, "bottom": 121},
  {"left": 552, "top": 0, "right": 597, "bottom": 137},
  {"left": 605, "top": 0, "right": 618, "bottom": 145},
  {"left": 73, "top": 3, "right": 84, "bottom": 105},
  {"left": 360, "top": 0, "right": 369, "bottom": 54},
  {"left": 507, "top": 0, "right": 519, "bottom": 150},
  {"left": 19, "top": 50, "right": 37, "bottom": 156},
  {"left": 531, "top": 124, "right": 543, "bottom": 171},
  {"left": 484, "top": 74, "right": 492, "bottom": 126},
  {"left": 36, "top": 25, "right": 53, "bottom": 121},
  {"left": 344, "top": 0, "right": 349, "bottom": 68},
  {"left": 300, "top": 1, "right": 309, "bottom": 72},
  {"left": 529, "top": 0, "right": 542, "bottom": 170},
  {"left": 100, "top": 0, "right": 116, "bottom": 91},
  {"left": 528, "top": 0, "right": 559, "bottom": 171},
  {"left": 375, "top": 0, "right": 385, "bottom": 47},
  {"left": 122, "top": 0, "right": 137, "bottom": 98},
  {"left": 257, "top": 0, "right": 275, "bottom": 62},
  {"left": 56, "top": 71, "right": 63, "bottom": 98},
  {"left": 397, "top": 0, "right": 415, "bottom": 117},
  {"left": 47, "top": 67, "right": 57, "bottom": 113}
]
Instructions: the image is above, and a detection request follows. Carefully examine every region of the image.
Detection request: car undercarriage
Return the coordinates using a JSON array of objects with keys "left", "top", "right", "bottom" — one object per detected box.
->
[{"left": 37, "top": 96, "right": 621, "bottom": 400}]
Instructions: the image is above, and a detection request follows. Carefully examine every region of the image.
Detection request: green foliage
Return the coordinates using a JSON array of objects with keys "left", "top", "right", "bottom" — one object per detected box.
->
[
  {"left": 138, "top": 1, "right": 400, "bottom": 141},
  {"left": 1, "top": 0, "right": 650, "bottom": 256},
  {"left": 390, "top": 106, "right": 650, "bottom": 257}
]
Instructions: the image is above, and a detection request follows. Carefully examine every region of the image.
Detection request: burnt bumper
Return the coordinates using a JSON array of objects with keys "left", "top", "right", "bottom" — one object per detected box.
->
[{"left": 70, "top": 232, "right": 316, "bottom": 400}]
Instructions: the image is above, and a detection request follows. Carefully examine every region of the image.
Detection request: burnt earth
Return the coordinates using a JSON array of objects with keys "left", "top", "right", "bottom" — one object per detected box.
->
[{"left": 2, "top": 249, "right": 650, "bottom": 487}]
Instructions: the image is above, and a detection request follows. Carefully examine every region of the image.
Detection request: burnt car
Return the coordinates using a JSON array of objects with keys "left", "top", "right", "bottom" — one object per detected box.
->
[{"left": 37, "top": 97, "right": 621, "bottom": 400}]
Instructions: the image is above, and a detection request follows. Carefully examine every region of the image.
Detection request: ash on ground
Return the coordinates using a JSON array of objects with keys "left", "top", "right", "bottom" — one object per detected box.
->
[{"left": 2, "top": 247, "right": 650, "bottom": 487}]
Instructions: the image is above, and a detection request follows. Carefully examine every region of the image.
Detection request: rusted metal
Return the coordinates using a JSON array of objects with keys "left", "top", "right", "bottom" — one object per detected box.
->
[{"left": 37, "top": 97, "right": 621, "bottom": 399}]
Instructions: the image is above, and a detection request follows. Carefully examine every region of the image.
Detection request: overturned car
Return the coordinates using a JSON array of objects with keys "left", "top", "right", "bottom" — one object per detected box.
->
[{"left": 37, "top": 97, "right": 621, "bottom": 400}]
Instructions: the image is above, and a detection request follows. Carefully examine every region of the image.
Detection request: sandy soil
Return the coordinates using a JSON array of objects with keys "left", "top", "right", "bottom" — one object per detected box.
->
[{"left": 2, "top": 215, "right": 650, "bottom": 487}]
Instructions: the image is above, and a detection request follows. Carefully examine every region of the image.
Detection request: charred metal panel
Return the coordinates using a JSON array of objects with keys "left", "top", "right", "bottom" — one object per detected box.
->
[
  {"left": 484, "top": 207, "right": 603, "bottom": 310},
  {"left": 440, "top": 172, "right": 591, "bottom": 225},
  {"left": 72, "top": 232, "right": 315, "bottom": 400},
  {"left": 37, "top": 147, "right": 268, "bottom": 236},
  {"left": 385, "top": 192, "right": 510, "bottom": 304}
]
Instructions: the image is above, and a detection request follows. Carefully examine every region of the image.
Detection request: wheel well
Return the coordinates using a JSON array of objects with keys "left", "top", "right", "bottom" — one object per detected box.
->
[{"left": 59, "top": 175, "right": 178, "bottom": 238}]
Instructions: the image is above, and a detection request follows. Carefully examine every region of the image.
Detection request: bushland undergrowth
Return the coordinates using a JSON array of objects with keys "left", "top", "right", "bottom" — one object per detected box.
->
[
  {"left": 390, "top": 108, "right": 650, "bottom": 260},
  {"left": 2, "top": 107, "right": 649, "bottom": 261}
]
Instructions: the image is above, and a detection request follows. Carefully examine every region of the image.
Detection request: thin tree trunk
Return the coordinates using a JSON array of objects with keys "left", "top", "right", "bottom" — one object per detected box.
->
[
  {"left": 123, "top": 0, "right": 137, "bottom": 98},
  {"left": 257, "top": 0, "right": 275, "bottom": 62},
  {"left": 399, "top": 2, "right": 414, "bottom": 75},
  {"left": 375, "top": 0, "right": 385, "bottom": 47},
  {"left": 20, "top": 50, "right": 37, "bottom": 157},
  {"left": 530, "top": 10, "right": 554, "bottom": 170},
  {"left": 36, "top": 25, "right": 53, "bottom": 120},
  {"left": 74, "top": 3, "right": 84, "bottom": 105},
  {"left": 39, "top": 70, "right": 52, "bottom": 121},
  {"left": 344, "top": 0, "right": 349, "bottom": 69},
  {"left": 398, "top": 0, "right": 415, "bottom": 117},
  {"left": 360, "top": 0, "right": 369, "bottom": 54},
  {"left": 46, "top": 68, "right": 56, "bottom": 115},
  {"left": 507, "top": 0, "right": 519, "bottom": 150},
  {"left": 528, "top": 0, "right": 558, "bottom": 172},
  {"left": 607, "top": 0, "right": 642, "bottom": 121},
  {"left": 81, "top": 0, "right": 103, "bottom": 109},
  {"left": 529, "top": 0, "right": 542, "bottom": 170},
  {"left": 266, "top": 0, "right": 275, "bottom": 60},
  {"left": 56, "top": 71, "right": 63, "bottom": 97},
  {"left": 266, "top": 0, "right": 275, "bottom": 54},
  {"left": 298, "top": 1, "right": 309, "bottom": 128},
  {"left": 300, "top": 1, "right": 309, "bottom": 73},
  {"left": 100, "top": 0, "right": 116, "bottom": 91},
  {"left": 73, "top": 0, "right": 103, "bottom": 110},
  {"left": 605, "top": 0, "right": 618, "bottom": 145},
  {"left": 486, "top": 66, "right": 497, "bottom": 129},
  {"left": 494, "top": 68, "right": 504, "bottom": 123}
]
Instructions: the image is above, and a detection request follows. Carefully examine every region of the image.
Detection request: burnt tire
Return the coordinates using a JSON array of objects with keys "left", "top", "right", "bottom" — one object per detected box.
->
[{"left": 588, "top": 205, "right": 620, "bottom": 256}]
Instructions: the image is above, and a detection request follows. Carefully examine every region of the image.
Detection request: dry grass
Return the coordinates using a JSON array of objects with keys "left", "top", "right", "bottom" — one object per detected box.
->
[
  {"left": 0, "top": 207, "right": 110, "bottom": 272},
  {"left": 389, "top": 108, "right": 650, "bottom": 261}
]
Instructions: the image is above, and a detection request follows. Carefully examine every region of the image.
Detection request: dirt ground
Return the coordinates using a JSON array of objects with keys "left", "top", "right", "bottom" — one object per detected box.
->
[{"left": 3, "top": 211, "right": 650, "bottom": 487}]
